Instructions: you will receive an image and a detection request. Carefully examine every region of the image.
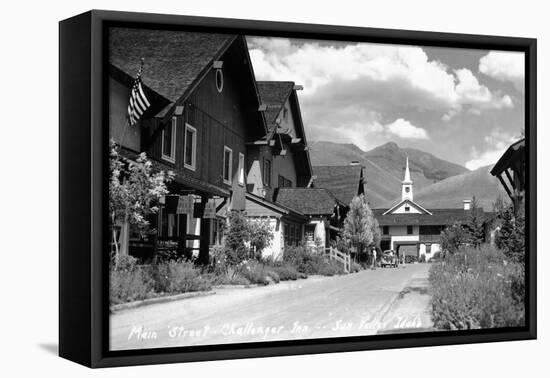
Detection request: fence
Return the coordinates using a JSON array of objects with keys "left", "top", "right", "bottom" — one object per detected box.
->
[{"left": 326, "top": 247, "right": 351, "bottom": 273}]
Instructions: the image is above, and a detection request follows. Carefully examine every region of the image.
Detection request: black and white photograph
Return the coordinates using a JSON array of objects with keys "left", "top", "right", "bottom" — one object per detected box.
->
[{"left": 107, "top": 26, "right": 526, "bottom": 351}]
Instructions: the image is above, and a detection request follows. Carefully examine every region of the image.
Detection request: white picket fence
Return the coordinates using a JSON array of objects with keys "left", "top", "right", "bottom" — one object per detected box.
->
[{"left": 326, "top": 247, "right": 351, "bottom": 273}]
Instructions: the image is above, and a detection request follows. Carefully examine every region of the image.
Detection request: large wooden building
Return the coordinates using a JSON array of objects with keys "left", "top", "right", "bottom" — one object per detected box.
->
[
  {"left": 109, "top": 28, "right": 268, "bottom": 263},
  {"left": 109, "top": 28, "right": 371, "bottom": 262}
]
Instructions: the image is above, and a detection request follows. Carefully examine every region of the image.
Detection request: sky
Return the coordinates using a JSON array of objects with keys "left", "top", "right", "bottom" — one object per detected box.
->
[{"left": 246, "top": 37, "right": 525, "bottom": 170}]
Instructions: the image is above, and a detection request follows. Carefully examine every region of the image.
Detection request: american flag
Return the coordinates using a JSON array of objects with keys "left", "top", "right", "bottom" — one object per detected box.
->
[{"left": 127, "top": 60, "right": 151, "bottom": 126}]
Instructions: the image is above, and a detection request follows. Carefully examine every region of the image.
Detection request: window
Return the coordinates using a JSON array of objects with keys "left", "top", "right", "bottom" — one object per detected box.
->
[
  {"left": 161, "top": 117, "right": 177, "bottom": 163},
  {"left": 407, "top": 225, "right": 413, "bottom": 235},
  {"left": 238, "top": 153, "right": 245, "bottom": 186},
  {"left": 278, "top": 175, "right": 293, "bottom": 188},
  {"left": 159, "top": 208, "right": 187, "bottom": 240},
  {"left": 404, "top": 206, "right": 410, "bottom": 212},
  {"left": 263, "top": 158, "right": 272, "bottom": 187},
  {"left": 184, "top": 123, "right": 197, "bottom": 170},
  {"left": 223, "top": 146, "right": 233, "bottom": 185},
  {"left": 294, "top": 225, "right": 302, "bottom": 245},
  {"left": 289, "top": 225, "right": 295, "bottom": 246},
  {"left": 426, "top": 244, "right": 432, "bottom": 254},
  {"left": 215, "top": 69, "right": 224, "bottom": 93},
  {"left": 209, "top": 218, "right": 224, "bottom": 246},
  {"left": 405, "top": 187, "right": 410, "bottom": 193},
  {"left": 284, "top": 224, "right": 290, "bottom": 246},
  {"left": 383, "top": 226, "right": 389, "bottom": 235}
]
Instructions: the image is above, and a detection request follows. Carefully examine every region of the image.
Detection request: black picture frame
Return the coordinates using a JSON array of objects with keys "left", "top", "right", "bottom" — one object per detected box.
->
[{"left": 59, "top": 9, "right": 537, "bottom": 368}]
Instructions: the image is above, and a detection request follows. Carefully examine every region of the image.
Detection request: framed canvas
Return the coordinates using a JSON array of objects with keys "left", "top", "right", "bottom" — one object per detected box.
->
[{"left": 59, "top": 10, "right": 537, "bottom": 368}]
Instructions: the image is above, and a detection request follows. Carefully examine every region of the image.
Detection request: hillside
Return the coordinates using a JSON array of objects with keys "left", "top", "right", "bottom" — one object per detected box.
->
[
  {"left": 408, "top": 165, "right": 508, "bottom": 211},
  {"left": 308, "top": 141, "right": 469, "bottom": 208}
]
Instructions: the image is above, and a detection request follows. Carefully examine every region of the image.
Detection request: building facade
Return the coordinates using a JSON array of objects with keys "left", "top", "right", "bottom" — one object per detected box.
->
[
  {"left": 109, "top": 29, "right": 268, "bottom": 263},
  {"left": 373, "top": 157, "right": 489, "bottom": 261}
]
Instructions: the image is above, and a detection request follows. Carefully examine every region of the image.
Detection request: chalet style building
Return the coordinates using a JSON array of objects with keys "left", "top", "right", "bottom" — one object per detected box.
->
[
  {"left": 109, "top": 28, "right": 268, "bottom": 263},
  {"left": 373, "top": 157, "right": 489, "bottom": 261},
  {"left": 109, "top": 28, "right": 368, "bottom": 262},
  {"left": 491, "top": 138, "right": 525, "bottom": 212}
]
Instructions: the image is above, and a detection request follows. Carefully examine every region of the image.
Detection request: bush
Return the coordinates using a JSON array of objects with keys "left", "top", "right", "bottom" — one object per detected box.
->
[
  {"left": 316, "top": 260, "right": 345, "bottom": 276},
  {"left": 283, "top": 245, "right": 346, "bottom": 276},
  {"left": 149, "top": 261, "right": 212, "bottom": 294},
  {"left": 239, "top": 261, "right": 275, "bottom": 285},
  {"left": 405, "top": 255, "right": 418, "bottom": 264},
  {"left": 429, "top": 244, "right": 524, "bottom": 330},
  {"left": 419, "top": 254, "right": 426, "bottom": 263},
  {"left": 269, "top": 264, "right": 300, "bottom": 280},
  {"left": 110, "top": 265, "right": 154, "bottom": 305},
  {"left": 350, "top": 262, "right": 363, "bottom": 273}
]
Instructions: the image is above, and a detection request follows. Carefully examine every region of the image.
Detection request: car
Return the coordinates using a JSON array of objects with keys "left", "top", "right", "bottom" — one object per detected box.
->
[{"left": 381, "top": 250, "right": 398, "bottom": 268}]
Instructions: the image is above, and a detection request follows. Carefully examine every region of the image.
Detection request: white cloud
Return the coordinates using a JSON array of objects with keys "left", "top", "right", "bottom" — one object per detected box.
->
[
  {"left": 248, "top": 37, "right": 515, "bottom": 120},
  {"left": 385, "top": 118, "right": 429, "bottom": 140},
  {"left": 479, "top": 51, "right": 524, "bottom": 92},
  {"left": 464, "top": 129, "right": 519, "bottom": 170}
]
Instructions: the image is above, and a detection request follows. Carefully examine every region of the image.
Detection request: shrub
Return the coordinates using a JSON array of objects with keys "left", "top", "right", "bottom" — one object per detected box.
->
[
  {"left": 350, "top": 262, "right": 363, "bottom": 273},
  {"left": 316, "top": 260, "right": 345, "bottom": 276},
  {"left": 429, "top": 244, "right": 525, "bottom": 330},
  {"left": 283, "top": 244, "right": 346, "bottom": 276},
  {"left": 239, "top": 261, "right": 272, "bottom": 285},
  {"left": 149, "top": 260, "right": 212, "bottom": 294},
  {"left": 405, "top": 255, "right": 418, "bottom": 264},
  {"left": 269, "top": 264, "right": 300, "bottom": 280},
  {"left": 419, "top": 254, "right": 426, "bottom": 263},
  {"left": 110, "top": 266, "right": 154, "bottom": 305}
]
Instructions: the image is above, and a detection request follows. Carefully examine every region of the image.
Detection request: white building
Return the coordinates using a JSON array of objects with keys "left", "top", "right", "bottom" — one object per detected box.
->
[{"left": 373, "top": 157, "right": 487, "bottom": 261}]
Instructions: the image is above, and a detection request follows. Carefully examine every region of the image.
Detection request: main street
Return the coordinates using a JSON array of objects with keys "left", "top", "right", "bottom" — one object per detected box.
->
[{"left": 110, "top": 263, "right": 433, "bottom": 351}]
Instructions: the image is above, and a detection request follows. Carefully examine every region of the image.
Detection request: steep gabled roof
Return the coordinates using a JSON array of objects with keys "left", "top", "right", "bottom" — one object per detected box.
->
[
  {"left": 382, "top": 199, "right": 433, "bottom": 215},
  {"left": 373, "top": 208, "right": 490, "bottom": 226},
  {"left": 109, "top": 28, "right": 235, "bottom": 103},
  {"left": 256, "top": 81, "right": 295, "bottom": 130},
  {"left": 312, "top": 165, "right": 365, "bottom": 205},
  {"left": 274, "top": 188, "right": 344, "bottom": 216}
]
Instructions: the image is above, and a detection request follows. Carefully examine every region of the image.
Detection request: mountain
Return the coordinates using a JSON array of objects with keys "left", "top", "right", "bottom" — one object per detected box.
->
[
  {"left": 412, "top": 165, "right": 508, "bottom": 211},
  {"left": 308, "top": 141, "right": 470, "bottom": 208}
]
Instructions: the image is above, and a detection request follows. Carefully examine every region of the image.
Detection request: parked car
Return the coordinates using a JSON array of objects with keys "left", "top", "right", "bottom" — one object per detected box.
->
[{"left": 381, "top": 250, "right": 398, "bottom": 268}]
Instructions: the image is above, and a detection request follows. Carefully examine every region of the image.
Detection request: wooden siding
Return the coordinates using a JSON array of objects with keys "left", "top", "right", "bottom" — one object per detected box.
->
[{"left": 139, "top": 37, "right": 264, "bottom": 210}]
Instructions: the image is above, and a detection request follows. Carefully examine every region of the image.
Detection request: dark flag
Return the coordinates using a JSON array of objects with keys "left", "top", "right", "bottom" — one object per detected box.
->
[{"left": 127, "top": 59, "right": 151, "bottom": 125}]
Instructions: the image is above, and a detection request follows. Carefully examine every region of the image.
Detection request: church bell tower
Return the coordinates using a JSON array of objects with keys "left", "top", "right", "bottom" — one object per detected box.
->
[{"left": 402, "top": 157, "right": 413, "bottom": 201}]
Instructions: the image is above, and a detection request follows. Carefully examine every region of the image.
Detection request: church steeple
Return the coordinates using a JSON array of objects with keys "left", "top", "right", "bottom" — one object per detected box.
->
[{"left": 402, "top": 156, "right": 413, "bottom": 201}]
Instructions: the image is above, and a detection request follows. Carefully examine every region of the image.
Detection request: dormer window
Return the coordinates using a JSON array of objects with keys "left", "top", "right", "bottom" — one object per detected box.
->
[{"left": 161, "top": 117, "right": 177, "bottom": 163}]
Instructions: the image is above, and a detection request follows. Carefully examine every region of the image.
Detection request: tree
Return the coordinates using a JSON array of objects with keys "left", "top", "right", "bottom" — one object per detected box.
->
[
  {"left": 342, "top": 194, "right": 378, "bottom": 261},
  {"left": 224, "top": 210, "right": 250, "bottom": 265},
  {"left": 109, "top": 140, "right": 174, "bottom": 260},
  {"left": 440, "top": 222, "right": 471, "bottom": 255},
  {"left": 248, "top": 218, "right": 274, "bottom": 260},
  {"left": 465, "top": 196, "right": 485, "bottom": 247},
  {"left": 495, "top": 203, "right": 525, "bottom": 264}
]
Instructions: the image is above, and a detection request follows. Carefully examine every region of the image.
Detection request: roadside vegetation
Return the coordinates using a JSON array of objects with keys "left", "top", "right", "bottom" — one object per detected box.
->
[
  {"left": 108, "top": 149, "right": 371, "bottom": 307},
  {"left": 429, "top": 198, "right": 525, "bottom": 330},
  {"left": 110, "top": 210, "right": 356, "bottom": 306}
]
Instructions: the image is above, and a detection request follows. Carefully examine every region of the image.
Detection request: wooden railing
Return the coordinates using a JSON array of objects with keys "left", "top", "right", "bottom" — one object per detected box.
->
[{"left": 326, "top": 247, "right": 351, "bottom": 273}]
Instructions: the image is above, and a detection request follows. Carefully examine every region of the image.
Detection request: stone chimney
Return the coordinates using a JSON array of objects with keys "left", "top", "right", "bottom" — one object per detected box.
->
[{"left": 463, "top": 199, "right": 472, "bottom": 211}]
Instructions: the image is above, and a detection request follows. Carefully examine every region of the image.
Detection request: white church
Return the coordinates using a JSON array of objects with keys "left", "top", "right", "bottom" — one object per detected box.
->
[{"left": 372, "top": 157, "right": 484, "bottom": 261}]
